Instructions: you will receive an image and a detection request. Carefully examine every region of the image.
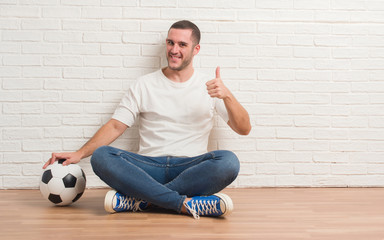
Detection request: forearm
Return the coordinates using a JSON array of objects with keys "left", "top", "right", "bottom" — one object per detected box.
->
[
  {"left": 77, "top": 119, "right": 128, "bottom": 159},
  {"left": 223, "top": 93, "right": 251, "bottom": 135}
]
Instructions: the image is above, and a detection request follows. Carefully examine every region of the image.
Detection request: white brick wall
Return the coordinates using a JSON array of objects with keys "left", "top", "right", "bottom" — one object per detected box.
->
[{"left": 1, "top": 0, "right": 384, "bottom": 189}]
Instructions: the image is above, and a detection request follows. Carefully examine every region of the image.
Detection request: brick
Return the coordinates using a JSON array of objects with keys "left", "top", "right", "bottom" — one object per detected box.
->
[
  {"left": 0, "top": 164, "right": 22, "bottom": 176},
  {"left": 44, "top": 56, "right": 82, "bottom": 66},
  {"left": 23, "top": 139, "right": 61, "bottom": 151},
  {"left": 295, "top": 0, "right": 330, "bottom": 9},
  {"left": 294, "top": 116, "right": 330, "bottom": 127},
  {"left": 258, "top": 47, "right": 293, "bottom": 57},
  {"left": 84, "top": 56, "right": 123, "bottom": 67},
  {"left": 256, "top": 0, "right": 293, "bottom": 8},
  {"left": 102, "top": 0, "right": 137, "bottom": 6},
  {"left": 3, "top": 176, "right": 40, "bottom": 189},
  {"left": 0, "top": 141, "right": 21, "bottom": 152},
  {"left": 257, "top": 140, "right": 293, "bottom": 151},
  {"left": 238, "top": 10, "right": 275, "bottom": 21},
  {"left": 3, "top": 153, "right": 42, "bottom": 164},
  {"left": 22, "top": 116, "right": 61, "bottom": 127},
  {"left": 1, "top": 6, "right": 39, "bottom": 17},
  {"left": 162, "top": 9, "right": 199, "bottom": 20},
  {"left": 332, "top": 164, "right": 367, "bottom": 175},
  {"left": 82, "top": 7, "right": 122, "bottom": 18},
  {"left": 295, "top": 164, "right": 330, "bottom": 175},
  {"left": 22, "top": 91, "right": 60, "bottom": 102},
  {"left": 44, "top": 127, "right": 84, "bottom": 138},
  {"left": 21, "top": 19, "right": 60, "bottom": 30},
  {"left": 0, "top": 19, "right": 19, "bottom": 30},
  {"left": 3, "top": 103, "right": 42, "bottom": 114},
  {"left": 294, "top": 140, "right": 329, "bottom": 151},
  {"left": 295, "top": 93, "right": 330, "bottom": 104},
  {"left": 84, "top": 32, "right": 122, "bottom": 43},
  {"left": 313, "top": 152, "right": 348, "bottom": 163},
  {"left": 122, "top": 32, "right": 161, "bottom": 44},
  {"left": 63, "top": 43, "right": 100, "bottom": 55},
  {"left": 257, "top": 164, "right": 293, "bottom": 175},
  {"left": 44, "top": 79, "right": 83, "bottom": 90},
  {"left": 45, "top": 32, "right": 82, "bottom": 42},
  {"left": 332, "top": 94, "right": 369, "bottom": 105},
  {"left": 258, "top": 93, "right": 294, "bottom": 104},
  {"left": 275, "top": 10, "right": 314, "bottom": 21},
  {"left": 123, "top": 8, "right": 160, "bottom": 19},
  {"left": 276, "top": 127, "right": 313, "bottom": 139},
  {"left": 332, "top": 48, "right": 369, "bottom": 58},
  {"left": 330, "top": 141, "right": 367, "bottom": 152},
  {"left": 44, "top": 103, "right": 83, "bottom": 114},
  {"left": 314, "top": 129, "right": 349, "bottom": 140},
  {"left": 240, "top": 34, "right": 276, "bottom": 45},
  {"left": 102, "top": 20, "right": 139, "bottom": 32},
  {"left": 276, "top": 176, "right": 313, "bottom": 187},
  {"left": 62, "top": 0, "right": 100, "bottom": 6},
  {"left": 0, "top": 91, "right": 22, "bottom": 102},
  {"left": 332, "top": 117, "right": 368, "bottom": 128},
  {"left": 277, "top": 35, "right": 313, "bottom": 46},
  {"left": 3, "top": 55, "right": 40, "bottom": 66},
  {"left": 0, "top": 115, "right": 21, "bottom": 127},
  {"left": 276, "top": 152, "right": 312, "bottom": 163},
  {"left": 218, "top": 22, "right": 256, "bottom": 33},
  {"left": 124, "top": 57, "right": 160, "bottom": 68},
  {"left": 3, "top": 128, "right": 43, "bottom": 140},
  {"left": 23, "top": 67, "right": 61, "bottom": 78},
  {"left": 63, "top": 67, "right": 102, "bottom": 79},
  {"left": 62, "top": 20, "right": 101, "bottom": 31},
  {"left": 42, "top": 7, "right": 81, "bottom": 18},
  {"left": 22, "top": 43, "right": 61, "bottom": 54},
  {"left": 294, "top": 47, "right": 330, "bottom": 58},
  {"left": 62, "top": 91, "right": 102, "bottom": 102},
  {"left": 2, "top": 31, "right": 41, "bottom": 42},
  {"left": 0, "top": 43, "right": 20, "bottom": 53},
  {"left": 62, "top": 117, "right": 101, "bottom": 126}
]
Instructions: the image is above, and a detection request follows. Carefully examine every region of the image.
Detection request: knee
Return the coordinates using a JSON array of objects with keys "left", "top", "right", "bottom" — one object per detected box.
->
[
  {"left": 214, "top": 150, "right": 240, "bottom": 178},
  {"left": 90, "top": 145, "right": 112, "bottom": 171}
]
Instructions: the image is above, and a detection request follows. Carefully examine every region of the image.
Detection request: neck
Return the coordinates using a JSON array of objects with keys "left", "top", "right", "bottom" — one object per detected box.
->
[{"left": 162, "top": 66, "right": 194, "bottom": 83}]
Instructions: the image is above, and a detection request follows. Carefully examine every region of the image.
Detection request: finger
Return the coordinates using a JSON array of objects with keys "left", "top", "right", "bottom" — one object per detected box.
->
[{"left": 215, "top": 66, "right": 221, "bottom": 79}]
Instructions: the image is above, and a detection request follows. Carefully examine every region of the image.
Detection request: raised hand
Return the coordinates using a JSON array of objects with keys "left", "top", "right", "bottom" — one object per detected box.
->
[{"left": 206, "top": 66, "right": 230, "bottom": 99}]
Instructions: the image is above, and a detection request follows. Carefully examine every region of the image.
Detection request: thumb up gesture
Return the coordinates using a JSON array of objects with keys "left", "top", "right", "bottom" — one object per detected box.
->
[{"left": 206, "top": 66, "right": 230, "bottom": 99}]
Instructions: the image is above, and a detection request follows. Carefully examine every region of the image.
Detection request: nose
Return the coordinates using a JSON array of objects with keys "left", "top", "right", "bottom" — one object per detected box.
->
[{"left": 170, "top": 44, "right": 179, "bottom": 53}]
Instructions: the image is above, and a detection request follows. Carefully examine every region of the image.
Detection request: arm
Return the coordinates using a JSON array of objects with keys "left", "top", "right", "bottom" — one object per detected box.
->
[
  {"left": 206, "top": 67, "right": 251, "bottom": 135},
  {"left": 43, "top": 119, "right": 128, "bottom": 169}
]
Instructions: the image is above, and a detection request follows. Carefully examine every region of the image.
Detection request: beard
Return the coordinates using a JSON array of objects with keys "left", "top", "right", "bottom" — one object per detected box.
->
[{"left": 166, "top": 50, "right": 194, "bottom": 71}]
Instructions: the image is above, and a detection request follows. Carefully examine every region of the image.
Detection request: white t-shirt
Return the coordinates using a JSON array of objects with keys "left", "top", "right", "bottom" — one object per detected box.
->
[{"left": 112, "top": 69, "right": 229, "bottom": 157}]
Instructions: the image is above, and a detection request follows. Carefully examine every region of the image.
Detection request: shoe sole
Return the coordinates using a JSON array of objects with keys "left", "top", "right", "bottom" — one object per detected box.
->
[
  {"left": 213, "top": 193, "right": 233, "bottom": 217},
  {"left": 104, "top": 189, "right": 117, "bottom": 213}
]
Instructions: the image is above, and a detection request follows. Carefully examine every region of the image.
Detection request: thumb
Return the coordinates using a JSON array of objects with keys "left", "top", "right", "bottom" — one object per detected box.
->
[{"left": 215, "top": 66, "right": 221, "bottom": 79}]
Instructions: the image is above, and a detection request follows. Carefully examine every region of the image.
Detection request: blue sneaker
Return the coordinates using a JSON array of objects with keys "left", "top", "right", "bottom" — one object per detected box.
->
[
  {"left": 104, "top": 190, "right": 148, "bottom": 213},
  {"left": 184, "top": 193, "right": 234, "bottom": 219}
]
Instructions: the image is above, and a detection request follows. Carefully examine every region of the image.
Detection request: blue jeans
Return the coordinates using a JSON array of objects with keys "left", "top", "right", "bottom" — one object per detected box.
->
[{"left": 90, "top": 146, "right": 240, "bottom": 213}]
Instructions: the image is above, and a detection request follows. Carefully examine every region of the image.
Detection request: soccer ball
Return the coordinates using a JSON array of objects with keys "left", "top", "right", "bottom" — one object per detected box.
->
[{"left": 39, "top": 159, "right": 86, "bottom": 206}]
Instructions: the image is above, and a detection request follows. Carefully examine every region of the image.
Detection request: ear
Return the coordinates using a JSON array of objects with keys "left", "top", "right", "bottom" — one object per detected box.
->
[{"left": 193, "top": 44, "right": 200, "bottom": 56}]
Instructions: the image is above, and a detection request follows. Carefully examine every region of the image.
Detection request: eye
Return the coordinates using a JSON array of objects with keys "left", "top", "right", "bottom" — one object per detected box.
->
[{"left": 167, "top": 40, "right": 174, "bottom": 46}]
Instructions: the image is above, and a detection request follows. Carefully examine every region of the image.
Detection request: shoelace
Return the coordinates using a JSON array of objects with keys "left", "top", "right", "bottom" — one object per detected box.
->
[
  {"left": 117, "top": 195, "right": 145, "bottom": 212},
  {"left": 184, "top": 199, "right": 220, "bottom": 220}
]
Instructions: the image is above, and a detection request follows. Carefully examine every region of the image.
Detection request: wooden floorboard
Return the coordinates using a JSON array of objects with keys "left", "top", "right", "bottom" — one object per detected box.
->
[{"left": 1, "top": 188, "right": 384, "bottom": 240}]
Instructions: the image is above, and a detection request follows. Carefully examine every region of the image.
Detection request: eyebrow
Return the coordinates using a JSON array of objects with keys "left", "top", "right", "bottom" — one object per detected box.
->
[{"left": 166, "top": 39, "right": 189, "bottom": 46}]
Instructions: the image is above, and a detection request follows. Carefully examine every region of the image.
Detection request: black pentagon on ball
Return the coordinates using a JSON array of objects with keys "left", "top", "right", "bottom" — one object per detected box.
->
[
  {"left": 48, "top": 194, "right": 62, "bottom": 204},
  {"left": 63, "top": 173, "right": 77, "bottom": 188},
  {"left": 41, "top": 170, "right": 53, "bottom": 184},
  {"left": 72, "top": 192, "right": 84, "bottom": 203}
]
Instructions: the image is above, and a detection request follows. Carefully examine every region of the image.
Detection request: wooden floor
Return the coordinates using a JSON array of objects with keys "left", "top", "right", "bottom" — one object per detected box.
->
[{"left": 1, "top": 188, "right": 384, "bottom": 240}]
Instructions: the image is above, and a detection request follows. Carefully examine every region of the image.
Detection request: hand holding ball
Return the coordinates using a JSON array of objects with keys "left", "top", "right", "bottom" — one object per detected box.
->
[{"left": 40, "top": 159, "right": 86, "bottom": 206}]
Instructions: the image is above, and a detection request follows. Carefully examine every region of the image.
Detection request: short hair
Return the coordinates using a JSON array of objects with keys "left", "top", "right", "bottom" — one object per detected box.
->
[{"left": 169, "top": 20, "right": 201, "bottom": 45}]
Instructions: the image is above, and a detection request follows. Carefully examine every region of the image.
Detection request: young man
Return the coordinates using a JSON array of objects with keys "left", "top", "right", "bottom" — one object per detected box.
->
[{"left": 43, "top": 20, "right": 251, "bottom": 219}]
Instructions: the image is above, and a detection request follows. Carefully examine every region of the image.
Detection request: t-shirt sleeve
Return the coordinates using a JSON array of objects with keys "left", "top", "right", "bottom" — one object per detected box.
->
[
  {"left": 112, "top": 84, "right": 140, "bottom": 127},
  {"left": 215, "top": 98, "right": 229, "bottom": 123}
]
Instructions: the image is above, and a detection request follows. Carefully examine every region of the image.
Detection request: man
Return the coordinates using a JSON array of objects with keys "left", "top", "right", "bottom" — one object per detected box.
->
[{"left": 43, "top": 20, "right": 251, "bottom": 219}]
